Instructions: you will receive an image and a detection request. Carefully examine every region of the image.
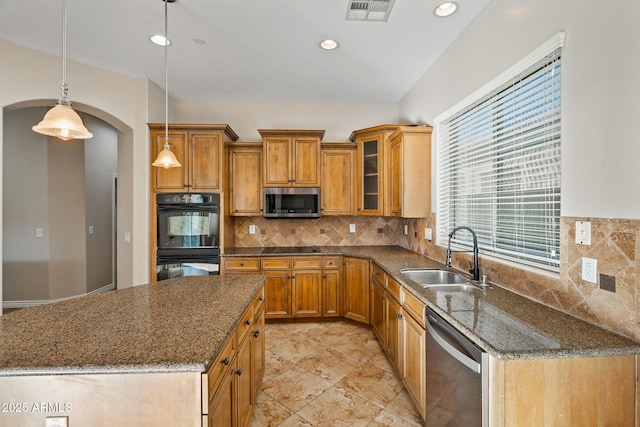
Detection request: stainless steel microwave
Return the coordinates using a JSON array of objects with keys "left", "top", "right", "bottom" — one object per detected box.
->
[{"left": 263, "top": 187, "right": 321, "bottom": 218}]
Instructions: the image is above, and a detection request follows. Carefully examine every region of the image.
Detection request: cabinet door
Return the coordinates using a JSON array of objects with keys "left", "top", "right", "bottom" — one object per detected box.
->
[
  {"left": 343, "top": 257, "right": 370, "bottom": 323},
  {"left": 370, "top": 278, "right": 386, "bottom": 345},
  {"left": 152, "top": 128, "right": 189, "bottom": 191},
  {"left": 357, "top": 134, "right": 385, "bottom": 216},
  {"left": 292, "top": 270, "right": 322, "bottom": 317},
  {"left": 322, "top": 269, "right": 341, "bottom": 317},
  {"left": 235, "top": 335, "right": 253, "bottom": 427},
  {"left": 264, "top": 272, "right": 292, "bottom": 318},
  {"left": 321, "top": 148, "right": 355, "bottom": 215},
  {"left": 208, "top": 361, "right": 235, "bottom": 427},
  {"left": 251, "top": 310, "right": 265, "bottom": 395},
  {"left": 190, "top": 131, "right": 221, "bottom": 191},
  {"left": 402, "top": 309, "right": 426, "bottom": 418},
  {"left": 390, "top": 137, "right": 403, "bottom": 216},
  {"left": 292, "top": 137, "right": 320, "bottom": 186},
  {"left": 264, "top": 137, "right": 291, "bottom": 186},
  {"left": 387, "top": 295, "right": 402, "bottom": 372},
  {"left": 230, "top": 147, "right": 262, "bottom": 216}
]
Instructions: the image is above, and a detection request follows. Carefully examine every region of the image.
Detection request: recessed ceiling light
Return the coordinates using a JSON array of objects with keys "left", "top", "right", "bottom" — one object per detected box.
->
[
  {"left": 434, "top": 1, "right": 458, "bottom": 17},
  {"left": 320, "top": 39, "right": 339, "bottom": 50},
  {"left": 150, "top": 34, "right": 171, "bottom": 46}
]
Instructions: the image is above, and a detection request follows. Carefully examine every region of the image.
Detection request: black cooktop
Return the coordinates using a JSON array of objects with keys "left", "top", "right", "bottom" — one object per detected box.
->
[{"left": 261, "top": 246, "right": 319, "bottom": 254}]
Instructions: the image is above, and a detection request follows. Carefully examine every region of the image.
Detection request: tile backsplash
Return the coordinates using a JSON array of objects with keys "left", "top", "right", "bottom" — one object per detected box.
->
[
  {"left": 400, "top": 215, "right": 640, "bottom": 342},
  {"left": 234, "top": 214, "right": 639, "bottom": 342},
  {"left": 233, "top": 216, "right": 404, "bottom": 248}
]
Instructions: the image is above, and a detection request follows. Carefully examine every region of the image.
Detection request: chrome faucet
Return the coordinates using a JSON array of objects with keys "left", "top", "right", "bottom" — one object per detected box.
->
[{"left": 445, "top": 226, "right": 480, "bottom": 282}]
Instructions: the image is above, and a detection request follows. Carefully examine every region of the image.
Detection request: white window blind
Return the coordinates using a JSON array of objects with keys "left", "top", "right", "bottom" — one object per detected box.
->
[{"left": 437, "top": 46, "right": 562, "bottom": 272}]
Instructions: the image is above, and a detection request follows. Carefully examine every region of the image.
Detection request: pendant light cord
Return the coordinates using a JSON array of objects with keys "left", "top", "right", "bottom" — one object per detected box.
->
[
  {"left": 60, "top": 0, "right": 69, "bottom": 104},
  {"left": 164, "top": 0, "right": 169, "bottom": 148}
]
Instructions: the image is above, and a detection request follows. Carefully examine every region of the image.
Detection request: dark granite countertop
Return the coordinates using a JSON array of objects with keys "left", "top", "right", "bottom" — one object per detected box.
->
[
  {"left": 0, "top": 275, "right": 265, "bottom": 376},
  {"left": 224, "top": 245, "right": 640, "bottom": 360}
]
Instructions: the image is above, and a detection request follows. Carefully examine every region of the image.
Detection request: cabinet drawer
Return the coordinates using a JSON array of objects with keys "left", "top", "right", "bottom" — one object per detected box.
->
[
  {"left": 402, "top": 289, "right": 425, "bottom": 327},
  {"left": 386, "top": 276, "right": 402, "bottom": 302},
  {"left": 322, "top": 256, "right": 341, "bottom": 269},
  {"left": 223, "top": 257, "right": 260, "bottom": 273},
  {"left": 253, "top": 286, "right": 265, "bottom": 313},
  {"left": 237, "top": 304, "right": 255, "bottom": 342},
  {"left": 261, "top": 257, "right": 291, "bottom": 270},
  {"left": 292, "top": 256, "right": 322, "bottom": 270},
  {"left": 206, "top": 332, "right": 236, "bottom": 402},
  {"left": 371, "top": 263, "right": 386, "bottom": 287}
]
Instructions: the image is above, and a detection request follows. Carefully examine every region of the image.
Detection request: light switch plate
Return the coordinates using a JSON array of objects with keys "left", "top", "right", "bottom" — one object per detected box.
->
[
  {"left": 349, "top": 224, "right": 356, "bottom": 233},
  {"left": 575, "top": 221, "right": 591, "bottom": 245},
  {"left": 425, "top": 228, "right": 433, "bottom": 241},
  {"left": 249, "top": 225, "right": 256, "bottom": 235}
]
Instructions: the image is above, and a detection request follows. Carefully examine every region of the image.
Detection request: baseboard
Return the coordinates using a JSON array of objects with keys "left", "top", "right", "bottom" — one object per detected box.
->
[{"left": 3, "top": 283, "right": 115, "bottom": 309}]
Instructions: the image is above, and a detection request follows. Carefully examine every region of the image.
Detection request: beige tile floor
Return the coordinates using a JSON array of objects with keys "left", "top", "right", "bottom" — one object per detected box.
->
[{"left": 251, "top": 320, "right": 423, "bottom": 426}]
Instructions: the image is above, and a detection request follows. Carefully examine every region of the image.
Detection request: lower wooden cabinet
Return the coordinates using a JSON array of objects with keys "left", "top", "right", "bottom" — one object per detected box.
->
[
  {"left": 400, "top": 306, "right": 426, "bottom": 419},
  {"left": 387, "top": 294, "right": 402, "bottom": 372},
  {"left": 207, "top": 286, "right": 265, "bottom": 426},
  {"left": 264, "top": 272, "right": 292, "bottom": 318},
  {"left": 343, "top": 257, "right": 370, "bottom": 324},
  {"left": 370, "top": 277, "right": 386, "bottom": 344}
]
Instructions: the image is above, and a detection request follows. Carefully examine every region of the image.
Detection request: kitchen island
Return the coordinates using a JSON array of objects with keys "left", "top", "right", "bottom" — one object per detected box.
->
[{"left": 0, "top": 275, "right": 265, "bottom": 426}]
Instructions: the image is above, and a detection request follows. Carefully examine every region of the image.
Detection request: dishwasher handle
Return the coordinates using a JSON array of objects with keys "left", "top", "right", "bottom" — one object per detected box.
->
[{"left": 427, "top": 314, "right": 481, "bottom": 374}]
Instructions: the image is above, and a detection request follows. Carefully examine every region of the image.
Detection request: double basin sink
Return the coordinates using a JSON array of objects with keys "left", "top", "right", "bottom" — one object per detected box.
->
[{"left": 401, "top": 269, "right": 483, "bottom": 292}]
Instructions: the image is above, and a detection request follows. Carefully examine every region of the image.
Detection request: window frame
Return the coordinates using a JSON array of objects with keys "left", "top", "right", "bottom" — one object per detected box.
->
[{"left": 434, "top": 32, "right": 565, "bottom": 273}]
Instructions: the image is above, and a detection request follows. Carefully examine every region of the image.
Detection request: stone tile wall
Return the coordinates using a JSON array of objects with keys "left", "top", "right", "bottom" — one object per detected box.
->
[
  {"left": 233, "top": 216, "right": 404, "bottom": 248},
  {"left": 399, "top": 215, "right": 640, "bottom": 342}
]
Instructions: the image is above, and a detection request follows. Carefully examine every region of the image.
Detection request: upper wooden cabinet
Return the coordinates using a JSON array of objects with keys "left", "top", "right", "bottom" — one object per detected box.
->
[
  {"left": 229, "top": 143, "right": 262, "bottom": 216},
  {"left": 321, "top": 143, "right": 356, "bottom": 215},
  {"left": 349, "top": 125, "right": 399, "bottom": 216},
  {"left": 259, "top": 129, "right": 324, "bottom": 187},
  {"left": 149, "top": 124, "right": 239, "bottom": 193},
  {"left": 388, "top": 126, "right": 432, "bottom": 218}
]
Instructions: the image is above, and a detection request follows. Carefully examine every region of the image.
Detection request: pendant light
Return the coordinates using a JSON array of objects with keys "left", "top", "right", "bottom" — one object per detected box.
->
[
  {"left": 152, "top": 0, "right": 181, "bottom": 169},
  {"left": 32, "top": 0, "right": 92, "bottom": 141}
]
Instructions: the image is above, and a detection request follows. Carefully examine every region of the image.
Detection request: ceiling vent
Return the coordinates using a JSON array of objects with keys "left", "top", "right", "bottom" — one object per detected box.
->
[{"left": 346, "top": 0, "right": 396, "bottom": 22}]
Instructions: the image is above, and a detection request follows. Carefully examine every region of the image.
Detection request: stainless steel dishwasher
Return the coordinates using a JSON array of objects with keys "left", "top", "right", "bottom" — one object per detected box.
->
[{"left": 425, "top": 307, "right": 488, "bottom": 426}]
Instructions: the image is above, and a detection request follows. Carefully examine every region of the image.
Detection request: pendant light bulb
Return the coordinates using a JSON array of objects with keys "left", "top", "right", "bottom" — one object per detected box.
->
[
  {"left": 152, "top": 0, "right": 181, "bottom": 169},
  {"left": 33, "top": 0, "right": 92, "bottom": 141}
]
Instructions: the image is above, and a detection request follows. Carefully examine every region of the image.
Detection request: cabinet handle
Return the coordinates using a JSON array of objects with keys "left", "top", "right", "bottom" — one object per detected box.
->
[
  {"left": 322, "top": 275, "right": 327, "bottom": 279},
  {"left": 240, "top": 263, "right": 244, "bottom": 266},
  {"left": 253, "top": 330, "right": 260, "bottom": 338},
  {"left": 221, "top": 357, "right": 230, "bottom": 366},
  {"left": 236, "top": 369, "right": 243, "bottom": 376},
  {"left": 245, "top": 319, "right": 251, "bottom": 326},
  {"left": 396, "top": 313, "right": 403, "bottom": 319},
  {"left": 259, "top": 297, "right": 264, "bottom": 302}
]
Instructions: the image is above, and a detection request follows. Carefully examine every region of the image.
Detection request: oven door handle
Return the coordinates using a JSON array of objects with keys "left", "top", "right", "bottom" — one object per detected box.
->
[
  {"left": 157, "top": 205, "right": 220, "bottom": 213},
  {"left": 427, "top": 315, "right": 481, "bottom": 373}
]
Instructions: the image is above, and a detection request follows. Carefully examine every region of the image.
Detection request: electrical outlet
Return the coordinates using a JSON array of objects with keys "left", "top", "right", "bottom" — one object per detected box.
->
[
  {"left": 249, "top": 225, "right": 256, "bottom": 235},
  {"left": 575, "top": 221, "right": 591, "bottom": 245},
  {"left": 425, "top": 228, "right": 433, "bottom": 241},
  {"left": 89, "top": 225, "right": 94, "bottom": 235},
  {"left": 403, "top": 224, "right": 408, "bottom": 235},
  {"left": 46, "top": 417, "right": 68, "bottom": 427},
  {"left": 581, "top": 257, "right": 597, "bottom": 283},
  {"left": 36, "top": 228, "right": 43, "bottom": 238},
  {"left": 124, "top": 232, "right": 131, "bottom": 244},
  {"left": 349, "top": 224, "right": 356, "bottom": 233}
]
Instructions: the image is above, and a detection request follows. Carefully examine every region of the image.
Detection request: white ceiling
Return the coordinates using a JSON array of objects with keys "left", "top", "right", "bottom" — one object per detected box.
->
[{"left": 0, "top": 0, "right": 490, "bottom": 103}]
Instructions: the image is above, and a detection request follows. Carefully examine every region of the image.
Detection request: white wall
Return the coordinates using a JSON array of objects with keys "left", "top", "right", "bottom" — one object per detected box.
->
[
  {"left": 399, "top": 0, "right": 640, "bottom": 220},
  {"left": 173, "top": 98, "right": 399, "bottom": 142},
  {"left": 0, "top": 39, "right": 154, "bottom": 313}
]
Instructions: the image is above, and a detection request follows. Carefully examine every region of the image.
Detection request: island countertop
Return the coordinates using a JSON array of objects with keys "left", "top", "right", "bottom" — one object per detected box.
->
[
  {"left": 0, "top": 275, "right": 265, "bottom": 376},
  {"left": 224, "top": 245, "right": 640, "bottom": 360}
]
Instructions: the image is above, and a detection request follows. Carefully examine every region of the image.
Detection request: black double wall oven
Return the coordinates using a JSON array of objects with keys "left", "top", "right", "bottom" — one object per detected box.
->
[{"left": 156, "top": 193, "right": 220, "bottom": 281}]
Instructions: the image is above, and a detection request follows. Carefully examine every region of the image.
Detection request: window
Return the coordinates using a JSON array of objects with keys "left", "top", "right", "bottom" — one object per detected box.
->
[{"left": 436, "top": 34, "right": 564, "bottom": 272}]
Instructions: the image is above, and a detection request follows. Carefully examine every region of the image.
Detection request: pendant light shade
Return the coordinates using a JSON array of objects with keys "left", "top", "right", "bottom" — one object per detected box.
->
[
  {"left": 33, "top": 0, "right": 92, "bottom": 141},
  {"left": 152, "top": 142, "right": 181, "bottom": 168},
  {"left": 32, "top": 103, "right": 92, "bottom": 141},
  {"left": 152, "top": 0, "right": 181, "bottom": 169}
]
